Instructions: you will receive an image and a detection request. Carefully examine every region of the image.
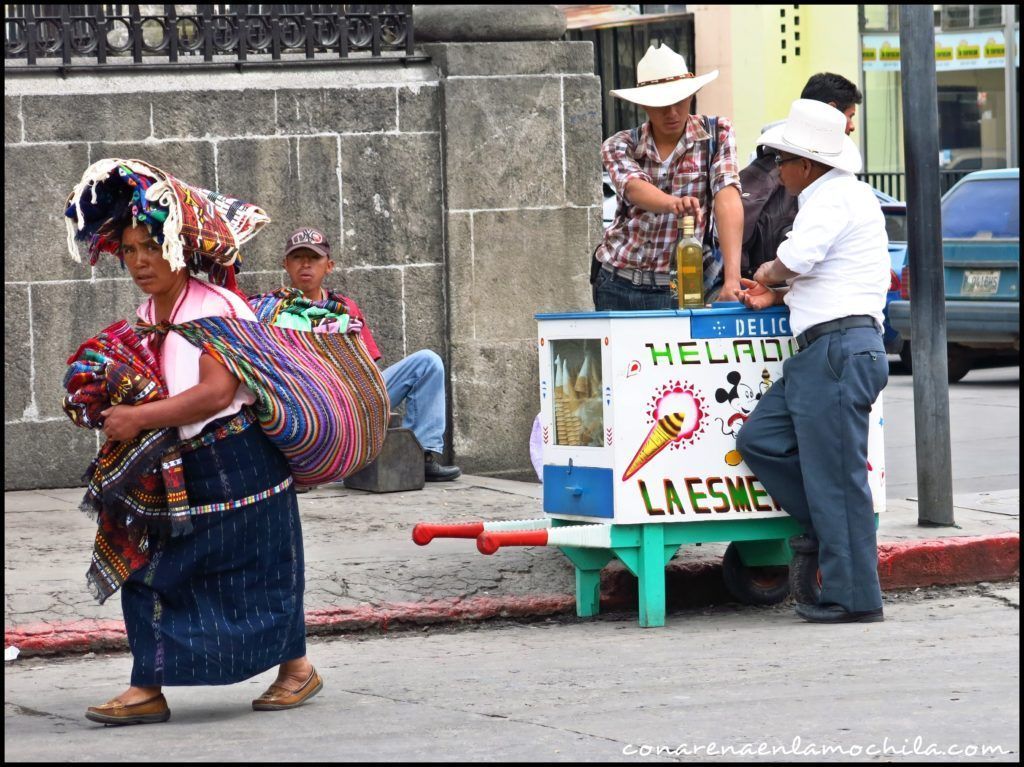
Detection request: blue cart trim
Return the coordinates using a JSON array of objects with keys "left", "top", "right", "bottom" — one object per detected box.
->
[
  {"left": 690, "top": 307, "right": 792, "bottom": 339},
  {"left": 543, "top": 465, "right": 614, "bottom": 518}
]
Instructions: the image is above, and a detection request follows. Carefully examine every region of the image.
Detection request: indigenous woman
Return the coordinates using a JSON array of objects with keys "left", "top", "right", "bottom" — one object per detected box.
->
[{"left": 65, "top": 160, "right": 322, "bottom": 725}]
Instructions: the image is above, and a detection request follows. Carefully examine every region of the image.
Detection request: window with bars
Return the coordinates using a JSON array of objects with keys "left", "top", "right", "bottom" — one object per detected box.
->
[
  {"left": 940, "top": 4, "right": 1004, "bottom": 30},
  {"left": 942, "top": 4, "right": 971, "bottom": 28},
  {"left": 974, "top": 5, "right": 1003, "bottom": 27}
]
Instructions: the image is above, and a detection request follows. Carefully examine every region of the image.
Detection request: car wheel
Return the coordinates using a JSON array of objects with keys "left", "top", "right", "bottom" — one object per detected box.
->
[{"left": 947, "top": 344, "right": 972, "bottom": 383}]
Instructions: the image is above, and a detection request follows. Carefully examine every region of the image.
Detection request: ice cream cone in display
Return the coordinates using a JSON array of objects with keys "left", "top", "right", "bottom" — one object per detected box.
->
[
  {"left": 622, "top": 411, "right": 686, "bottom": 480},
  {"left": 562, "top": 359, "right": 576, "bottom": 401},
  {"left": 575, "top": 354, "right": 592, "bottom": 397}
]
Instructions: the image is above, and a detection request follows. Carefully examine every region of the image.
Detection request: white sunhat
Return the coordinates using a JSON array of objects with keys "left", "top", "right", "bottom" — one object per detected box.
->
[
  {"left": 759, "top": 99, "right": 862, "bottom": 174},
  {"left": 609, "top": 44, "right": 719, "bottom": 108}
]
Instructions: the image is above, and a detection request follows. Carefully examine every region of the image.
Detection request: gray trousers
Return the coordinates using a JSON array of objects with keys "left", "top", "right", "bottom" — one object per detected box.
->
[{"left": 737, "top": 326, "right": 889, "bottom": 612}]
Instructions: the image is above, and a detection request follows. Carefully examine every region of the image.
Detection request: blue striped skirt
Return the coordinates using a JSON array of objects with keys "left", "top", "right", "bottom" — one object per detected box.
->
[{"left": 121, "top": 416, "right": 306, "bottom": 686}]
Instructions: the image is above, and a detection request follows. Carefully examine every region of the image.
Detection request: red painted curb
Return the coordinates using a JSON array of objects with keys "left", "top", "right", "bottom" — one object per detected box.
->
[
  {"left": 5, "top": 534, "right": 1018, "bottom": 658},
  {"left": 878, "top": 533, "right": 1020, "bottom": 590}
]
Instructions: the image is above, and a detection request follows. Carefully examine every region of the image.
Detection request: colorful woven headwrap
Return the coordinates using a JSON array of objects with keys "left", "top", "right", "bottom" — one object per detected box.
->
[{"left": 64, "top": 158, "right": 270, "bottom": 294}]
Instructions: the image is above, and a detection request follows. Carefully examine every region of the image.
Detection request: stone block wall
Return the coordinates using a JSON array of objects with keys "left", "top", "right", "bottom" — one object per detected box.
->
[
  {"left": 429, "top": 42, "right": 602, "bottom": 476},
  {"left": 3, "top": 40, "right": 602, "bottom": 489}
]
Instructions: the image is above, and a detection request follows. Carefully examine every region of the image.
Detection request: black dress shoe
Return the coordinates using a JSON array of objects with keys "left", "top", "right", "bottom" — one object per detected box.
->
[
  {"left": 788, "top": 533, "right": 819, "bottom": 554},
  {"left": 424, "top": 452, "right": 461, "bottom": 482},
  {"left": 795, "top": 602, "right": 884, "bottom": 623}
]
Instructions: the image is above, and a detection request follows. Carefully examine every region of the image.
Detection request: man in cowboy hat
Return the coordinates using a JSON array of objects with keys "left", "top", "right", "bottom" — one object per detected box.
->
[
  {"left": 735, "top": 99, "right": 890, "bottom": 624},
  {"left": 593, "top": 43, "right": 744, "bottom": 310}
]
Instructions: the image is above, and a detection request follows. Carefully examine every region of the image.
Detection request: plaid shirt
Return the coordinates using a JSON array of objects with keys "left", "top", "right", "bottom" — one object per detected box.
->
[{"left": 597, "top": 115, "right": 741, "bottom": 274}]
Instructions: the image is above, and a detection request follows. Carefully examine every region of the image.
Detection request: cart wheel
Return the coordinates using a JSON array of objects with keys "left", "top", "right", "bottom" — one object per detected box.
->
[
  {"left": 789, "top": 551, "right": 822, "bottom": 605},
  {"left": 721, "top": 543, "right": 790, "bottom": 606}
]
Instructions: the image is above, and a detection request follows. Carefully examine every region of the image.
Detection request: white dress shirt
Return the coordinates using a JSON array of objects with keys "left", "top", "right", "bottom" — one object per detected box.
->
[{"left": 776, "top": 168, "right": 890, "bottom": 338}]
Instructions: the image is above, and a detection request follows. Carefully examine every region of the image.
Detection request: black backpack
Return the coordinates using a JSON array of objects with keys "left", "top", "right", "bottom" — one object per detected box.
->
[{"left": 738, "top": 152, "right": 798, "bottom": 279}]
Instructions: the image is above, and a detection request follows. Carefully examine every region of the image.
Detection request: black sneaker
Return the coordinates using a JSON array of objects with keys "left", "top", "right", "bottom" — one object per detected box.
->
[{"left": 424, "top": 452, "right": 461, "bottom": 482}]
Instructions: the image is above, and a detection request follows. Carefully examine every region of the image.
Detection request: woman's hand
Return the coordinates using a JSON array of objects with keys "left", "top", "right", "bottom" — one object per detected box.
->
[
  {"left": 738, "top": 278, "right": 778, "bottom": 311},
  {"left": 101, "top": 404, "right": 144, "bottom": 442}
]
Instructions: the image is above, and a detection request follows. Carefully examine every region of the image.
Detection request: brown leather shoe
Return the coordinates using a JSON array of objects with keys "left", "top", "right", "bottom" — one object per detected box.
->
[
  {"left": 85, "top": 693, "right": 170, "bottom": 725},
  {"left": 252, "top": 667, "right": 323, "bottom": 711}
]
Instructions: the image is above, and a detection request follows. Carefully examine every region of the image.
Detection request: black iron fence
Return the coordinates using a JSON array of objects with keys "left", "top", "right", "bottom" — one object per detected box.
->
[
  {"left": 856, "top": 170, "right": 974, "bottom": 202},
  {"left": 4, "top": 4, "right": 417, "bottom": 69}
]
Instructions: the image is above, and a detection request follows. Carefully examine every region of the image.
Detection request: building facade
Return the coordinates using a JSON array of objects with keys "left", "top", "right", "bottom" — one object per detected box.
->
[{"left": 861, "top": 4, "right": 1019, "bottom": 176}]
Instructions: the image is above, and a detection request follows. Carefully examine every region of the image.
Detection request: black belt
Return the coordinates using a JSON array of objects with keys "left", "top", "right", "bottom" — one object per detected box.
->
[
  {"left": 600, "top": 261, "right": 672, "bottom": 288},
  {"left": 796, "top": 315, "right": 879, "bottom": 351}
]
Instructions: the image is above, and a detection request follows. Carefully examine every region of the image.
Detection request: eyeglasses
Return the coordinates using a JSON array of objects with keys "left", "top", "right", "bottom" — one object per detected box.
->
[{"left": 773, "top": 153, "right": 802, "bottom": 167}]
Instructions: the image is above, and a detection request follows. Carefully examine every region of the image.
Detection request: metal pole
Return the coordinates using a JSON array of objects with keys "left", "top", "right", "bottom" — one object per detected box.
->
[
  {"left": 1004, "top": 5, "right": 1018, "bottom": 168},
  {"left": 898, "top": 5, "right": 955, "bottom": 527}
]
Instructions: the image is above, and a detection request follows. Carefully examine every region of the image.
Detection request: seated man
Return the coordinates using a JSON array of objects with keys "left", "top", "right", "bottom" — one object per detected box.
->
[{"left": 278, "top": 226, "right": 461, "bottom": 482}]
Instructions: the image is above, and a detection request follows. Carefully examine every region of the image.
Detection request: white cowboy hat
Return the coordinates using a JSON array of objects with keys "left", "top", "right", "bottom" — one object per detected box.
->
[
  {"left": 610, "top": 44, "right": 719, "bottom": 108},
  {"left": 759, "top": 99, "right": 863, "bottom": 174}
]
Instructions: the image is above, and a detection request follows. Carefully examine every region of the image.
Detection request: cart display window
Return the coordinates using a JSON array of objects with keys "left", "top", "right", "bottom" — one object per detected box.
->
[{"left": 551, "top": 339, "right": 603, "bottom": 447}]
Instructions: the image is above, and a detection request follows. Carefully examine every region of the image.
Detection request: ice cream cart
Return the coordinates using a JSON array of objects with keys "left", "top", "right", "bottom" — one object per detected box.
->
[{"left": 413, "top": 304, "right": 886, "bottom": 627}]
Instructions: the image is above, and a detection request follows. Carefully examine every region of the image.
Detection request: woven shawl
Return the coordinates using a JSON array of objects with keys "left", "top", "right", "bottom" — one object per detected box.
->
[
  {"left": 64, "top": 158, "right": 269, "bottom": 292},
  {"left": 140, "top": 317, "right": 389, "bottom": 486},
  {"left": 62, "top": 320, "right": 183, "bottom": 603}
]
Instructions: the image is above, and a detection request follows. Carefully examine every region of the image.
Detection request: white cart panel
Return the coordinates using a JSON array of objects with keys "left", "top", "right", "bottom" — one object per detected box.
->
[{"left": 537, "top": 307, "right": 886, "bottom": 524}]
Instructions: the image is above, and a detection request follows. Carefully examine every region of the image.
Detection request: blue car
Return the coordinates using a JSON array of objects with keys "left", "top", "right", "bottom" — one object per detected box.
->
[
  {"left": 888, "top": 168, "right": 1020, "bottom": 382},
  {"left": 873, "top": 190, "right": 909, "bottom": 357}
]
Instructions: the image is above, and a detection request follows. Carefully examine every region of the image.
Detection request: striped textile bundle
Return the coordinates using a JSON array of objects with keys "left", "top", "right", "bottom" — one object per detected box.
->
[
  {"left": 147, "top": 316, "right": 389, "bottom": 486},
  {"left": 61, "top": 320, "right": 183, "bottom": 603},
  {"left": 63, "top": 319, "right": 166, "bottom": 428}
]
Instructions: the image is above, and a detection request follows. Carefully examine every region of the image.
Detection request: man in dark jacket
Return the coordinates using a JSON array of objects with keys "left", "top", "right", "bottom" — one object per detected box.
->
[{"left": 740, "top": 73, "right": 863, "bottom": 280}]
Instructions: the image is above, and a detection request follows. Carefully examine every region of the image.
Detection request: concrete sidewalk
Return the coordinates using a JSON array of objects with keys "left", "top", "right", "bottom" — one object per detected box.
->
[{"left": 4, "top": 478, "right": 1019, "bottom": 657}]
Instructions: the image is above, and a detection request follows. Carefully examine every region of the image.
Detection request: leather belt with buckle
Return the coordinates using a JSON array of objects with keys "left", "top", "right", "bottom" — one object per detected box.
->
[
  {"left": 600, "top": 261, "right": 672, "bottom": 288},
  {"left": 796, "top": 315, "right": 880, "bottom": 350}
]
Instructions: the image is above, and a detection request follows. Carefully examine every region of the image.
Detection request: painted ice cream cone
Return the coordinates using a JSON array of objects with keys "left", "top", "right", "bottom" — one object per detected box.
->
[{"left": 622, "top": 411, "right": 686, "bottom": 480}]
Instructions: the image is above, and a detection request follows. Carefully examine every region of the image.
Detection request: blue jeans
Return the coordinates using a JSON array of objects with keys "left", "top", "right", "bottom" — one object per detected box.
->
[
  {"left": 592, "top": 268, "right": 721, "bottom": 310},
  {"left": 592, "top": 268, "right": 675, "bottom": 311},
  {"left": 382, "top": 349, "right": 446, "bottom": 454},
  {"left": 736, "top": 326, "right": 889, "bottom": 613}
]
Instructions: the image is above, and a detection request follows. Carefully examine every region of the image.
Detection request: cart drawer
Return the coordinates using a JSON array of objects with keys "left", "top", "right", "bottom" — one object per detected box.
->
[{"left": 543, "top": 465, "right": 614, "bottom": 518}]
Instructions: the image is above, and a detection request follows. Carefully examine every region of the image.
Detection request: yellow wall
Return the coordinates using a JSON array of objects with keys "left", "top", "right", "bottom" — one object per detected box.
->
[
  {"left": 862, "top": 70, "right": 904, "bottom": 172},
  {"left": 694, "top": 4, "right": 861, "bottom": 162}
]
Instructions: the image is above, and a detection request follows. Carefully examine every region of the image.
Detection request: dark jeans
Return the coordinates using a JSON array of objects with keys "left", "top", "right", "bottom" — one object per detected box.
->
[
  {"left": 592, "top": 268, "right": 674, "bottom": 311},
  {"left": 736, "top": 325, "right": 889, "bottom": 613}
]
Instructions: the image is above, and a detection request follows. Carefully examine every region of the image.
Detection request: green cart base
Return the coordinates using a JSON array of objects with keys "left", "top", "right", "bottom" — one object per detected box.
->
[{"left": 553, "top": 516, "right": 840, "bottom": 628}]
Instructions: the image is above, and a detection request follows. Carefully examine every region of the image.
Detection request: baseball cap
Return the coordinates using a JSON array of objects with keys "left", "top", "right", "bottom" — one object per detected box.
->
[{"left": 284, "top": 227, "right": 331, "bottom": 258}]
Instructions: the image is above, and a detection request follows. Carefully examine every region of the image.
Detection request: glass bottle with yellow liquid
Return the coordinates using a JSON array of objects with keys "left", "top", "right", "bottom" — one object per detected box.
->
[{"left": 675, "top": 215, "right": 704, "bottom": 309}]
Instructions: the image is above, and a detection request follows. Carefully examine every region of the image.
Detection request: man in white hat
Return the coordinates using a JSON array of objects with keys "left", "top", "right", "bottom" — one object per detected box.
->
[
  {"left": 593, "top": 43, "right": 744, "bottom": 309},
  {"left": 735, "top": 99, "right": 890, "bottom": 624}
]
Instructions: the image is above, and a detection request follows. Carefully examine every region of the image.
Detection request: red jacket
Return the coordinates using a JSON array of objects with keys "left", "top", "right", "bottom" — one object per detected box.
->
[{"left": 326, "top": 290, "right": 382, "bottom": 362}]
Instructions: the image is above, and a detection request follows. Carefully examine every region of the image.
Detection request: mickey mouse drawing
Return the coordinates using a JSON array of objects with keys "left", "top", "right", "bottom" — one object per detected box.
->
[{"left": 715, "top": 369, "right": 771, "bottom": 466}]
